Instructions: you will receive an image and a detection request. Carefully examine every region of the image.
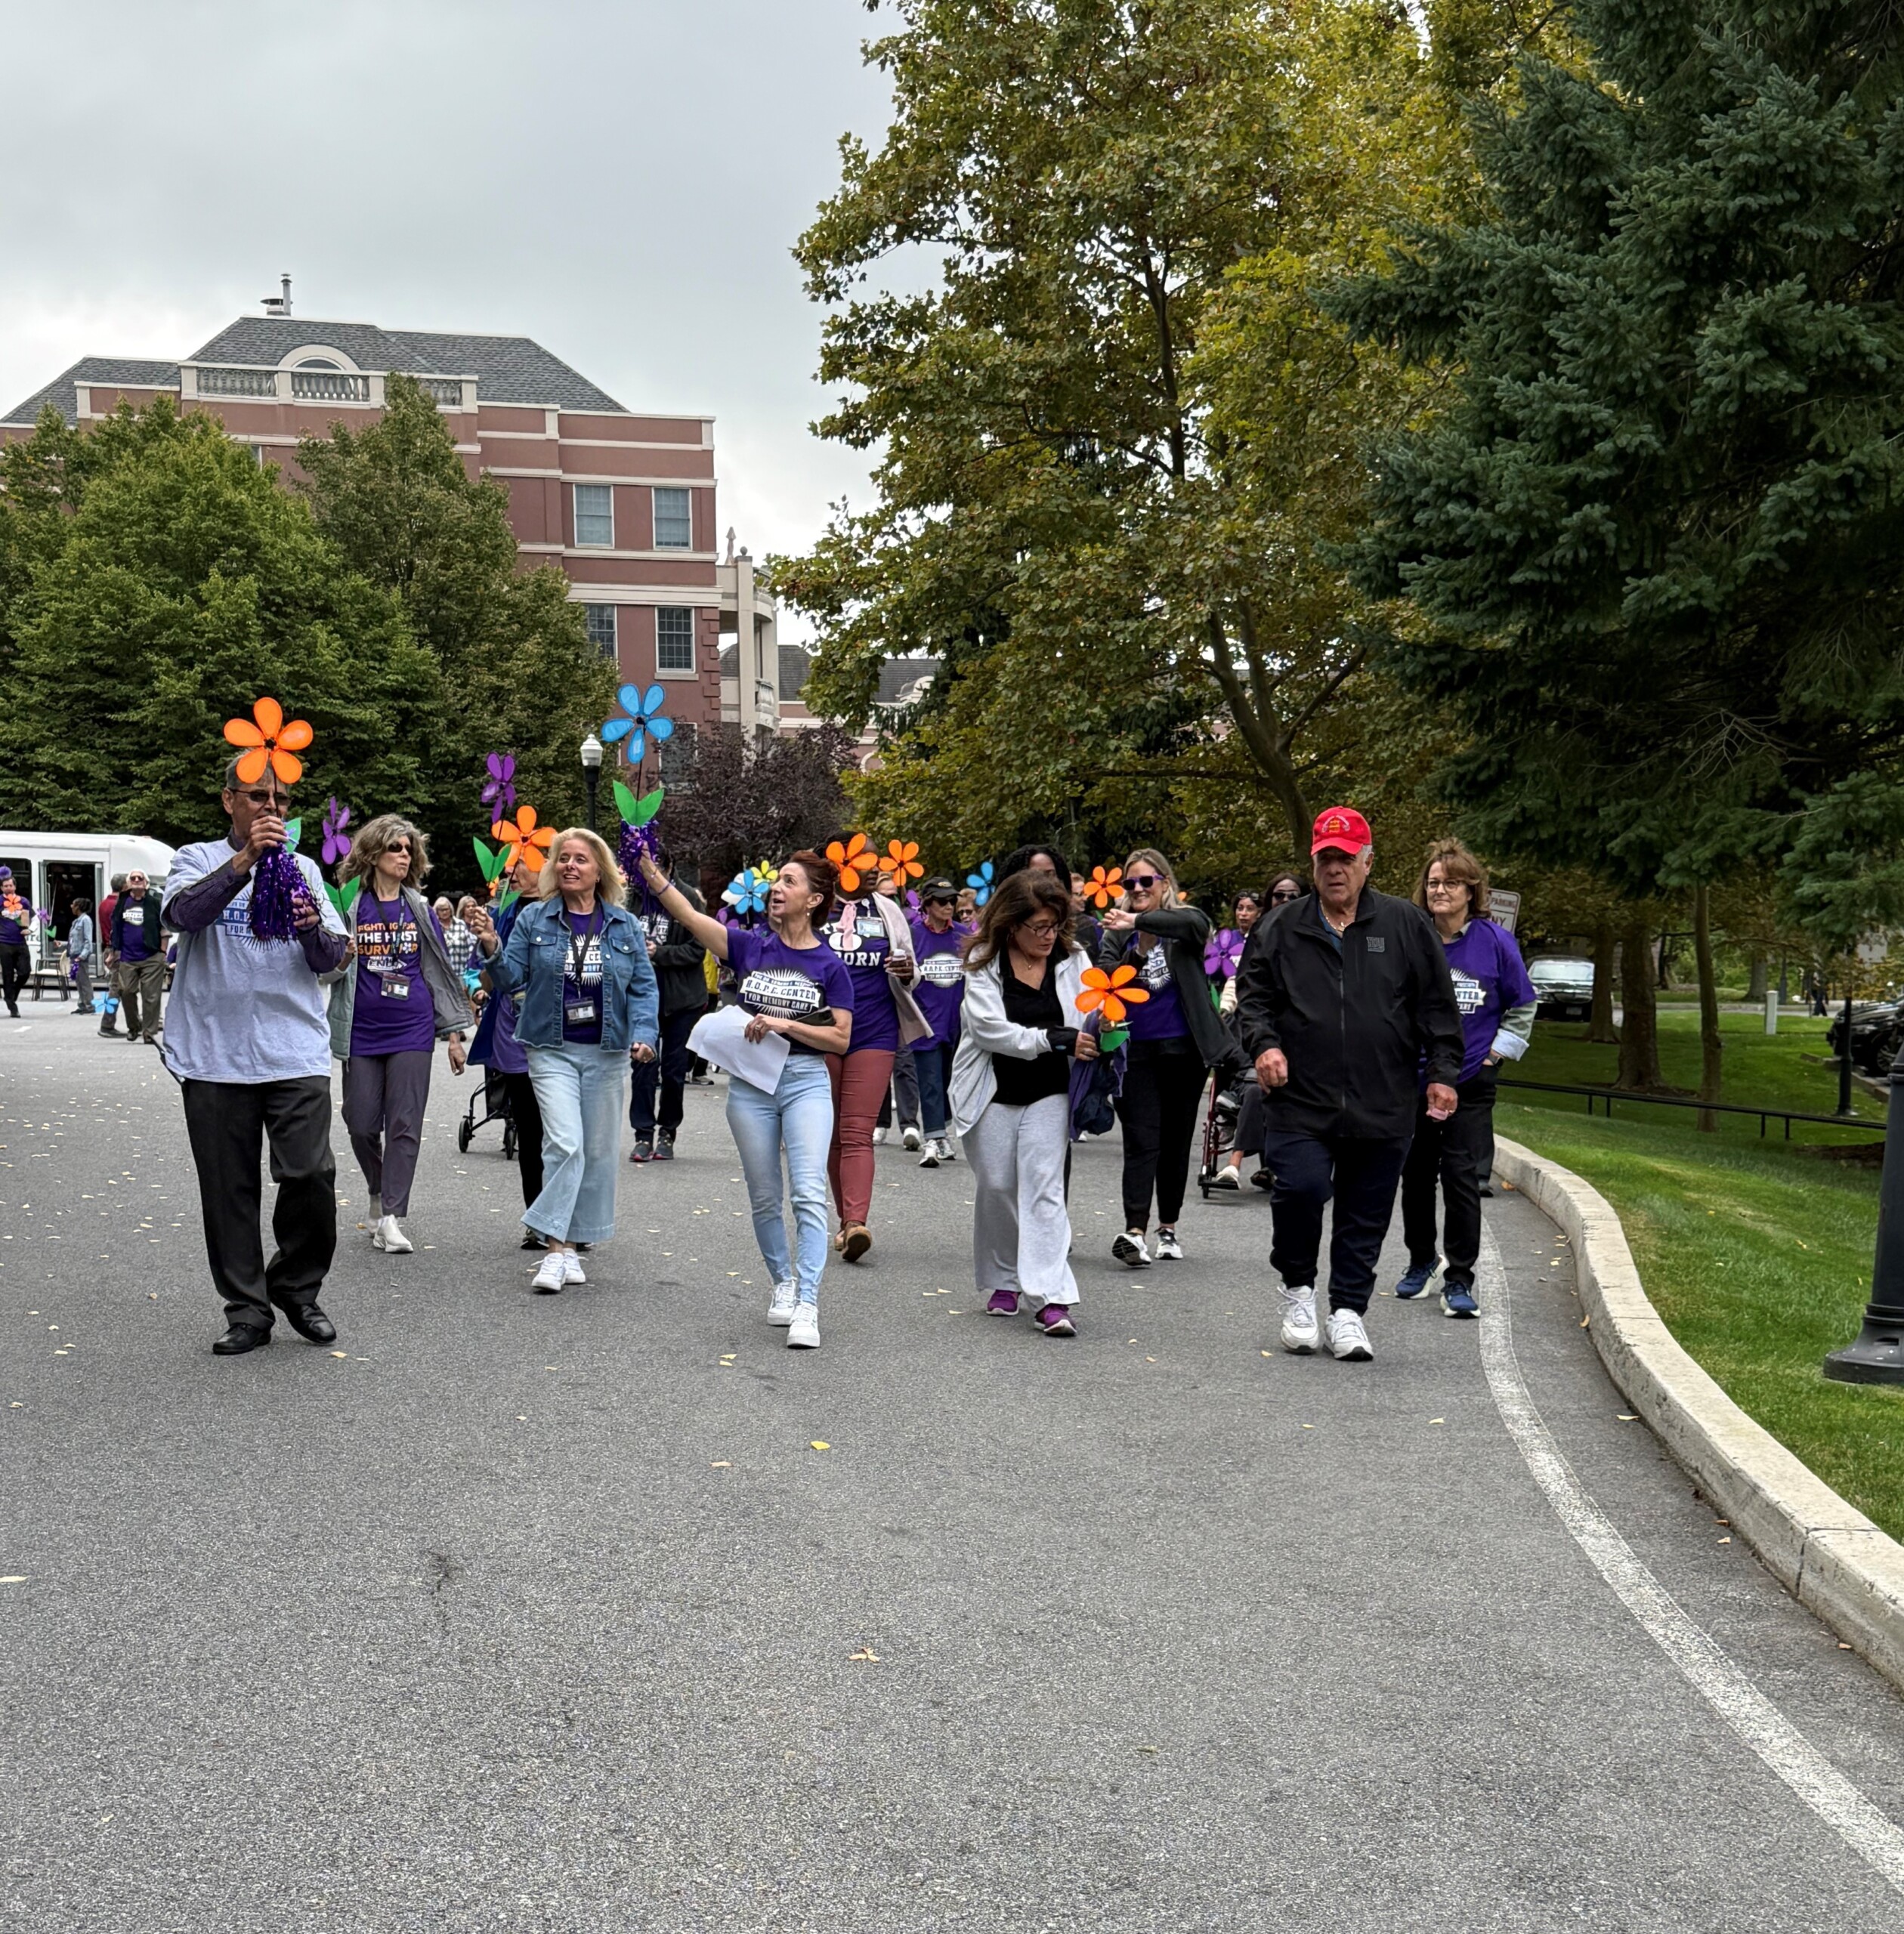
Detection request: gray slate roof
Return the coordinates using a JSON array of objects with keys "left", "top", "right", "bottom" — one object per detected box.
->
[
  {"left": 189, "top": 317, "right": 625, "bottom": 411},
  {"left": 3, "top": 357, "right": 181, "bottom": 427}
]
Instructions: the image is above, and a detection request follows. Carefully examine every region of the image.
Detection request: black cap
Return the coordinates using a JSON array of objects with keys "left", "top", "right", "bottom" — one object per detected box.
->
[{"left": 920, "top": 876, "right": 957, "bottom": 901}]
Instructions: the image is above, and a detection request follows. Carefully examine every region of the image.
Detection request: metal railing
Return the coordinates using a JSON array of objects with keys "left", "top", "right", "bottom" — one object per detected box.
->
[{"left": 1498, "top": 1076, "right": 1886, "bottom": 1139}]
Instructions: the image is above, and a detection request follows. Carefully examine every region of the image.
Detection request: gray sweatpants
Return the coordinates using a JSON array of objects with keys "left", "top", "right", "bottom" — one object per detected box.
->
[
  {"left": 342, "top": 1049, "right": 433, "bottom": 1219},
  {"left": 964, "top": 1091, "right": 1077, "bottom": 1308}
]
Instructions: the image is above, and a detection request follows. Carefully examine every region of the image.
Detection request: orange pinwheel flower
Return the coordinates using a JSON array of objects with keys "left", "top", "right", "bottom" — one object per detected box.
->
[
  {"left": 880, "top": 838, "right": 923, "bottom": 885},
  {"left": 493, "top": 803, "right": 556, "bottom": 873},
  {"left": 1076, "top": 962, "right": 1150, "bottom": 1029},
  {"left": 1085, "top": 864, "right": 1124, "bottom": 910},
  {"left": 826, "top": 832, "right": 875, "bottom": 894},
  {"left": 223, "top": 697, "right": 314, "bottom": 786}
]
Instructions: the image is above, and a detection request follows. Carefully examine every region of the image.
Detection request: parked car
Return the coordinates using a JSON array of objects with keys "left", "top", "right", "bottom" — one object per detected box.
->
[
  {"left": 1528, "top": 955, "right": 1594, "bottom": 1021},
  {"left": 1827, "top": 999, "right": 1904, "bottom": 1076}
]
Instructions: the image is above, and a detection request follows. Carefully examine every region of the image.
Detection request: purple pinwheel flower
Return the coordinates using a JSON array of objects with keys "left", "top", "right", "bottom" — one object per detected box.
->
[
  {"left": 481, "top": 752, "right": 517, "bottom": 815},
  {"left": 1204, "top": 927, "right": 1245, "bottom": 978},
  {"left": 320, "top": 797, "right": 354, "bottom": 868}
]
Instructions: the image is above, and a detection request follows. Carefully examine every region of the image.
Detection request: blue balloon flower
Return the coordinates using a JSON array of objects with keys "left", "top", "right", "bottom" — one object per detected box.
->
[
  {"left": 966, "top": 860, "right": 996, "bottom": 907},
  {"left": 601, "top": 683, "right": 675, "bottom": 763}
]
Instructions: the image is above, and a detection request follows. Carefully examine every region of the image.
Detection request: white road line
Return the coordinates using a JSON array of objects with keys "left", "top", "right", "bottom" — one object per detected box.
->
[{"left": 1476, "top": 1219, "right": 1904, "bottom": 1895}]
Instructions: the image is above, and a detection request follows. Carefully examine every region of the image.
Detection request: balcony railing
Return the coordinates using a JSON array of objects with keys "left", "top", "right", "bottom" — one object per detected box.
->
[
  {"left": 407, "top": 375, "right": 465, "bottom": 407},
  {"left": 196, "top": 366, "right": 278, "bottom": 397},
  {"left": 291, "top": 370, "right": 371, "bottom": 402}
]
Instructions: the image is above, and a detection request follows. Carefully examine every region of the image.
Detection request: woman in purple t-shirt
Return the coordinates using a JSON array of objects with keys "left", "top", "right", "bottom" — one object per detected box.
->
[
  {"left": 636, "top": 847, "right": 854, "bottom": 1351},
  {"left": 324, "top": 816, "right": 472, "bottom": 1257},
  {"left": 1396, "top": 839, "right": 1538, "bottom": 1318}
]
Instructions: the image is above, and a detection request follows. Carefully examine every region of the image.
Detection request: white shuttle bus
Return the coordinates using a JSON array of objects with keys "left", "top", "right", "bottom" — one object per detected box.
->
[{"left": 0, "top": 830, "right": 178, "bottom": 998}]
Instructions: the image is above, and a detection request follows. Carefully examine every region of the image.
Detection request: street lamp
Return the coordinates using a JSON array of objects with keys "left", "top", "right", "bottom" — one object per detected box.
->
[
  {"left": 580, "top": 730, "right": 603, "bottom": 832},
  {"left": 1825, "top": 1049, "right": 1904, "bottom": 1384}
]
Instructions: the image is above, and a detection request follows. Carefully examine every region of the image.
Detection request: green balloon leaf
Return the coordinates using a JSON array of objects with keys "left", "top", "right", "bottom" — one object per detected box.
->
[
  {"left": 283, "top": 817, "right": 301, "bottom": 854},
  {"left": 473, "top": 836, "right": 505, "bottom": 883},
  {"left": 632, "top": 784, "right": 665, "bottom": 828},
  {"left": 611, "top": 778, "right": 641, "bottom": 825}
]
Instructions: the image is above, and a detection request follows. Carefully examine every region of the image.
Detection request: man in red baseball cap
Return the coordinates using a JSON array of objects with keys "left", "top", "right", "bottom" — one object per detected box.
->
[{"left": 1232, "top": 805, "right": 1464, "bottom": 1363}]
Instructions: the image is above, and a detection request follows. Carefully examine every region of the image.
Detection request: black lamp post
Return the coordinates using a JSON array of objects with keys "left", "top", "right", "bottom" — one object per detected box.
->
[
  {"left": 1825, "top": 1052, "right": 1904, "bottom": 1385},
  {"left": 580, "top": 730, "right": 602, "bottom": 832}
]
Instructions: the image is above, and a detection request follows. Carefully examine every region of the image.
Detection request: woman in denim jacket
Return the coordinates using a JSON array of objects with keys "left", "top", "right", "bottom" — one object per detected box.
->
[{"left": 468, "top": 828, "right": 658, "bottom": 1294}]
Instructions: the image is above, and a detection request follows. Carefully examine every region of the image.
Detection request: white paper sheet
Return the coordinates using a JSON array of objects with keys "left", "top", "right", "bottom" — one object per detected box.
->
[{"left": 688, "top": 1003, "right": 790, "bottom": 1094}]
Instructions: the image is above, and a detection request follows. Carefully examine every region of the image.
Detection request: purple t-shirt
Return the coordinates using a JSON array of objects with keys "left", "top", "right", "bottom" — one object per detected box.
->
[
  {"left": 729, "top": 927, "right": 856, "bottom": 1055},
  {"left": 909, "top": 918, "right": 967, "bottom": 1046},
  {"left": 1120, "top": 938, "right": 1188, "bottom": 1043},
  {"left": 823, "top": 898, "right": 901, "bottom": 1054},
  {"left": 561, "top": 908, "right": 606, "bottom": 1044},
  {"left": 118, "top": 898, "right": 155, "bottom": 962},
  {"left": 1440, "top": 917, "right": 1538, "bottom": 1084},
  {"left": 349, "top": 891, "right": 437, "bottom": 1056}
]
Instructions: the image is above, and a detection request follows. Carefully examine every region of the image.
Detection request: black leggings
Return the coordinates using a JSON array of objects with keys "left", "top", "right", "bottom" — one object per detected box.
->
[
  {"left": 1118, "top": 1043, "right": 1208, "bottom": 1230},
  {"left": 501, "top": 1071, "right": 546, "bottom": 1213},
  {"left": 0, "top": 943, "right": 29, "bottom": 1011}
]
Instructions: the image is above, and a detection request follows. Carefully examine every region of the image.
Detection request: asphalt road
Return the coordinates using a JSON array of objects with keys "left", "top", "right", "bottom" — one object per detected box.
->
[{"left": 5, "top": 1014, "right": 1904, "bottom": 1932}]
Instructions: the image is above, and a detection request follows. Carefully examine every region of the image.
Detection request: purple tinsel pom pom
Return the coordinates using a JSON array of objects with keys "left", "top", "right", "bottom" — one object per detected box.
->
[
  {"left": 249, "top": 847, "right": 302, "bottom": 943},
  {"left": 619, "top": 818, "right": 663, "bottom": 916}
]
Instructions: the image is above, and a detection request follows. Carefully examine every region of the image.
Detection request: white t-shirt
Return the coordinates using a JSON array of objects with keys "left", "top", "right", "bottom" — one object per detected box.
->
[{"left": 160, "top": 841, "right": 346, "bottom": 1084}]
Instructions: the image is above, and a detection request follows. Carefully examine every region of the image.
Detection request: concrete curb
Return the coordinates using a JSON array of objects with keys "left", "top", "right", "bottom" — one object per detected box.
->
[{"left": 1494, "top": 1135, "right": 1904, "bottom": 1692}]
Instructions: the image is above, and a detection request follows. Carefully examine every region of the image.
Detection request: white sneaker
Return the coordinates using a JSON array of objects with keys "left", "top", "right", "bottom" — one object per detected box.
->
[
  {"left": 870, "top": 1126, "right": 888, "bottom": 1145},
  {"left": 787, "top": 1303, "right": 821, "bottom": 1349},
  {"left": 938, "top": 1138, "right": 958, "bottom": 1163},
  {"left": 1112, "top": 1231, "right": 1151, "bottom": 1268},
  {"left": 531, "top": 1253, "right": 567, "bottom": 1294},
  {"left": 1279, "top": 1284, "right": 1320, "bottom": 1354},
  {"left": 563, "top": 1250, "right": 587, "bottom": 1285},
  {"left": 768, "top": 1278, "right": 799, "bottom": 1326},
  {"left": 917, "top": 1142, "right": 941, "bottom": 1169},
  {"left": 1154, "top": 1228, "right": 1184, "bottom": 1261},
  {"left": 1328, "top": 1309, "right": 1374, "bottom": 1361},
  {"left": 375, "top": 1214, "right": 413, "bottom": 1255},
  {"left": 901, "top": 1126, "right": 923, "bottom": 1151}
]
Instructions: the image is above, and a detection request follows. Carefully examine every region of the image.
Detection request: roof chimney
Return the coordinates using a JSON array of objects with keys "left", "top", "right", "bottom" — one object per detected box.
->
[{"left": 261, "top": 273, "right": 293, "bottom": 320}]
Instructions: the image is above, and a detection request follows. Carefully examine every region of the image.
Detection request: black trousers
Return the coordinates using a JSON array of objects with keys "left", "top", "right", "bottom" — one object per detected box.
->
[
  {"left": 1260, "top": 1125, "right": 1411, "bottom": 1315},
  {"left": 1117, "top": 1043, "right": 1208, "bottom": 1229},
  {"left": 181, "top": 1076, "right": 337, "bottom": 1330},
  {"left": 0, "top": 942, "right": 29, "bottom": 1011},
  {"left": 1401, "top": 1074, "right": 1496, "bottom": 1287},
  {"left": 501, "top": 1071, "right": 546, "bottom": 1210},
  {"left": 629, "top": 1005, "right": 699, "bottom": 1133}
]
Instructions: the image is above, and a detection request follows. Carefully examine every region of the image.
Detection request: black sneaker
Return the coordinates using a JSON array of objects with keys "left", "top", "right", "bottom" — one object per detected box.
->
[
  {"left": 629, "top": 1133, "right": 654, "bottom": 1164},
  {"left": 654, "top": 1129, "right": 676, "bottom": 1162}
]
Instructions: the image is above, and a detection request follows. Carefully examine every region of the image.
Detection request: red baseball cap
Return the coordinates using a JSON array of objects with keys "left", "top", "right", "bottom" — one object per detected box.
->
[{"left": 1310, "top": 805, "right": 1371, "bottom": 857}]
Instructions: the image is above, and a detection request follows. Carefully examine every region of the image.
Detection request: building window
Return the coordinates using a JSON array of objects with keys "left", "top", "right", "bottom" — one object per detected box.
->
[
  {"left": 653, "top": 487, "right": 692, "bottom": 549},
  {"left": 660, "top": 720, "right": 696, "bottom": 786},
  {"left": 584, "top": 604, "right": 618, "bottom": 658},
  {"left": 657, "top": 607, "right": 697, "bottom": 673},
  {"left": 574, "top": 484, "right": 614, "bottom": 548}
]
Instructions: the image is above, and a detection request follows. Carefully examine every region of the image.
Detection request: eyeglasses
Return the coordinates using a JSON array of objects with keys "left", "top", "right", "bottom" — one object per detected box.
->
[
  {"left": 1126, "top": 874, "right": 1160, "bottom": 890},
  {"left": 1423, "top": 879, "right": 1466, "bottom": 895},
  {"left": 924, "top": 895, "right": 956, "bottom": 907},
  {"left": 1270, "top": 888, "right": 1300, "bottom": 903},
  {"left": 1020, "top": 922, "right": 1062, "bottom": 939},
  {"left": 233, "top": 788, "right": 289, "bottom": 808}
]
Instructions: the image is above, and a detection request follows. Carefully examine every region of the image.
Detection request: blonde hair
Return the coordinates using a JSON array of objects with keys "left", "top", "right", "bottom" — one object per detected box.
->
[
  {"left": 537, "top": 827, "right": 626, "bottom": 905},
  {"left": 338, "top": 813, "right": 431, "bottom": 888},
  {"left": 1414, "top": 838, "right": 1489, "bottom": 919},
  {"left": 1121, "top": 848, "right": 1180, "bottom": 911}
]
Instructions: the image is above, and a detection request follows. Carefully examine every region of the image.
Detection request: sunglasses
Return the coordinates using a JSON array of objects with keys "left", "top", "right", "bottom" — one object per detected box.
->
[
  {"left": 1270, "top": 888, "right": 1300, "bottom": 903},
  {"left": 233, "top": 788, "right": 289, "bottom": 808},
  {"left": 924, "top": 894, "right": 957, "bottom": 907},
  {"left": 1126, "top": 874, "right": 1161, "bottom": 890}
]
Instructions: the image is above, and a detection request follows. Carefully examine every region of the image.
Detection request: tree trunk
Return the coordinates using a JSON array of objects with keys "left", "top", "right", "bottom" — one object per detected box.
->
[
  {"left": 1589, "top": 922, "right": 1620, "bottom": 1044},
  {"left": 1693, "top": 885, "right": 1722, "bottom": 1130},
  {"left": 1617, "top": 920, "right": 1664, "bottom": 1090},
  {"left": 1745, "top": 949, "right": 1767, "bottom": 1003}
]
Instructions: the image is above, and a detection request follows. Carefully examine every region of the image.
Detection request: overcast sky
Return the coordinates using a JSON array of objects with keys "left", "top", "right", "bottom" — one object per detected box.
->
[{"left": 0, "top": 0, "right": 895, "bottom": 640}]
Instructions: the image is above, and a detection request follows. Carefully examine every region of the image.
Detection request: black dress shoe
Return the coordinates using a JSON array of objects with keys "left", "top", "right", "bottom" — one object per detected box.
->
[
  {"left": 280, "top": 1302, "right": 336, "bottom": 1345},
  {"left": 213, "top": 1324, "right": 271, "bottom": 1355}
]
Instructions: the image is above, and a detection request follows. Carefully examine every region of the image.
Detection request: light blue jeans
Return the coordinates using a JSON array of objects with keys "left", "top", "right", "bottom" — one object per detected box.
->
[
  {"left": 524, "top": 1042, "right": 628, "bottom": 1246},
  {"left": 725, "top": 1053, "right": 834, "bottom": 1305}
]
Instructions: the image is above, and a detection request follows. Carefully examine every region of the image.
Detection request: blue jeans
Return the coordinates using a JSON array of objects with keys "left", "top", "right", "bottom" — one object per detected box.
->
[
  {"left": 725, "top": 1054, "right": 834, "bottom": 1305},
  {"left": 524, "top": 1042, "right": 628, "bottom": 1245},
  {"left": 913, "top": 1038, "right": 956, "bottom": 1138}
]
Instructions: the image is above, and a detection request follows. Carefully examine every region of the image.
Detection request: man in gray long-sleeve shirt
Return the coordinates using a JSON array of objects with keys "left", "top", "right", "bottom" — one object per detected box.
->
[{"left": 161, "top": 757, "right": 349, "bottom": 1357}]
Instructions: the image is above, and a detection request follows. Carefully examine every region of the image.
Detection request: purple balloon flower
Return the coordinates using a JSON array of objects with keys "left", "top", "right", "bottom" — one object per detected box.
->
[
  {"left": 481, "top": 752, "right": 517, "bottom": 815},
  {"left": 1204, "top": 928, "right": 1244, "bottom": 977},
  {"left": 320, "top": 797, "right": 353, "bottom": 868}
]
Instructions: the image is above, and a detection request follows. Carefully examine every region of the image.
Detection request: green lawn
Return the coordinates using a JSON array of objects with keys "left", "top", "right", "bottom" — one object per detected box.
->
[{"left": 1498, "top": 1010, "right": 1904, "bottom": 1540}]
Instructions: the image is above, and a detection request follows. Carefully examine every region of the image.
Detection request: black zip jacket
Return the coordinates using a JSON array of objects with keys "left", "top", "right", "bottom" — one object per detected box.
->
[
  {"left": 639, "top": 879, "right": 709, "bottom": 1016},
  {"left": 1234, "top": 888, "right": 1463, "bottom": 1141},
  {"left": 1096, "top": 905, "right": 1241, "bottom": 1074}
]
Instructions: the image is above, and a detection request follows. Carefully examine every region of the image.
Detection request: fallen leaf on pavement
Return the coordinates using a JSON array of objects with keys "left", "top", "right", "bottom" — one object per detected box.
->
[
  {"left": 849, "top": 1647, "right": 880, "bottom": 1662},
  {"left": 711, "top": 1461, "right": 731, "bottom": 1469},
  {"left": 810, "top": 1441, "right": 831, "bottom": 1451}
]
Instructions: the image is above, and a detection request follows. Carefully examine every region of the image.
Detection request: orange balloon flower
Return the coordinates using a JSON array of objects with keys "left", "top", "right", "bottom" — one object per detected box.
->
[
  {"left": 880, "top": 838, "right": 924, "bottom": 885},
  {"left": 493, "top": 804, "right": 556, "bottom": 873},
  {"left": 826, "top": 832, "right": 875, "bottom": 894},
  {"left": 1084, "top": 864, "right": 1124, "bottom": 910},
  {"left": 1076, "top": 962, "right": 1150, "bottom": 1029},
  {"left": 223, "top": 697, "right": 314, "bottom": 786}
]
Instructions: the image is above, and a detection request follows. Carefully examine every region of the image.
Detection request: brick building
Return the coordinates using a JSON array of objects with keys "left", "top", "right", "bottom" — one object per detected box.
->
[{"left": 0, "top": 289, "right": 783, "bottom": 752}]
